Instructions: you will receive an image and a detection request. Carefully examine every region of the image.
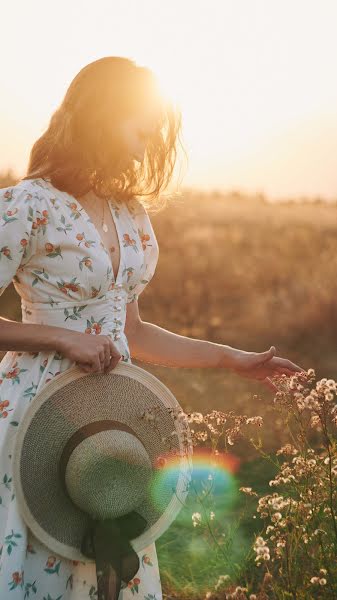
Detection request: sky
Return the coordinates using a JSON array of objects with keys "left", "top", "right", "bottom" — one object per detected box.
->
[{"left": 1, "top": 0, "right": 337, "bottom": 200}]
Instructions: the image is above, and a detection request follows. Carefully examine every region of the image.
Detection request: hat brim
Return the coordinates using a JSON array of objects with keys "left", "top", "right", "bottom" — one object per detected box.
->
[{"left": 12, "top": 363, "right": 193, "bottom": 561}]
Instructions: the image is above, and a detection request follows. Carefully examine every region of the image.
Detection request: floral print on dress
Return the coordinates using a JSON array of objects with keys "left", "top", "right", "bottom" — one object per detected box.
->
[{"left": 0, "top": 178, "right": 162, "bottom": 598}]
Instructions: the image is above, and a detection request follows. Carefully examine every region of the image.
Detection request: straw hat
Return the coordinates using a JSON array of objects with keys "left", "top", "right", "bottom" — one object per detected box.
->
[{"left": 12, "top": 362, "right": 193, "bottom": 599}]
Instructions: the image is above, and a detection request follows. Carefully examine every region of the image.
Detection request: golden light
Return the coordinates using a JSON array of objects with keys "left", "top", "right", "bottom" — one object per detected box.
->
[{"left": 0, "top": 0, "right": 337, "bottom": 199}]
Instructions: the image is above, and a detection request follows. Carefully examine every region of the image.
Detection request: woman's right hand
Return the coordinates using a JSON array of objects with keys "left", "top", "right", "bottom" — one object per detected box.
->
[{"left": 57, "top": 330, "right": 123, "bottom": 374}]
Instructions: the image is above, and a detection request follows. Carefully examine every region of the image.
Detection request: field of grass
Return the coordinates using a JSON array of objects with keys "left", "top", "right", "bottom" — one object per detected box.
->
[{"left": 1, "top": 174, "right": 337, "bottom": 597}]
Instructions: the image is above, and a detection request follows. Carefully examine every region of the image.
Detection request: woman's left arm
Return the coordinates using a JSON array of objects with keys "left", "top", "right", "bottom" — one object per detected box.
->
[
  {"left": 128, "top": 318, "right": 239, "bottom": 369},
  {"left": 125, "top": 316, "right": 303, "bottom": 391}
]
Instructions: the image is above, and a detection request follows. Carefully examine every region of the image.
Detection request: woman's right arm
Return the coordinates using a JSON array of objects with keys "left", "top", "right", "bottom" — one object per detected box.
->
[
  {"left": 0, "top": 316, "right": 123, "bottom": 374},
  {"left": 0, "top": 317, "right": 70, "bottom": 353},
  {"left": 0, "top": 184, "right": 121, "bottom": 374}
]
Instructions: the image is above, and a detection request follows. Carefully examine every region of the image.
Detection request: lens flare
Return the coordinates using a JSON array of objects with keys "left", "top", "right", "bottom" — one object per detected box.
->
[
  {"left": 155, "top": 448, "right": 250, "bottom": 598},
  {"left": 149, "top": 452, "right": 191, "bottom": 512},
  {"left": 149, "top": 447, "right": 241, "bottom": 515},
  {"left": 185, "top": 448, "right": 241, "bottom": 513}
]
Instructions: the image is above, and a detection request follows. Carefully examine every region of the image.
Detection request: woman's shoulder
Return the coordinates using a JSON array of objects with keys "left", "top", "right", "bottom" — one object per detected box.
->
[
  {"left": 0, "top": 177, "right": 51, "bottom": 204},
  {"left": 0, "top": 178, "right": 37, "bottom": 218},
  {"left": 0, "top": 178, "right": 57, "bottom": 233},
  {"left": 0, "top": 180, "right": 44, "bottom": 275},
  {"left": 19, "top": 177, "right": 53, "bottom": 196}
]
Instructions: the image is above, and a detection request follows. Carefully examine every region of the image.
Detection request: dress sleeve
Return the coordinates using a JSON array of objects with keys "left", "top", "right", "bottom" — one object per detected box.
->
[
  {"left": 0, "top": 183, "right": 38, "bottom": 298},
  {"left": 126, "top": 202, "right": 160, "bottom": 303}
]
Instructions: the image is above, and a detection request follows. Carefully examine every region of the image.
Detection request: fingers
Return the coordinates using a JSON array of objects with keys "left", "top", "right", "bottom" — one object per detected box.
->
[
  {"left": 284, "top": 359, "right": 304, "bottom": 373},
  {"left": 76, "top": 362, "right": 92, "bottom": 373},
  {"left": 98, "top": 338, "right": 121, "bottom": 374},
  {"left": 99, "top": 349, "right": 107, "bottom": 372},
  {"left": 109, "top": 338, "right": 116, "bottom": 357},
  {"left": 250, "top": 346, "right": 276, "bottom": 368},
  {"left": 273, "top": 365, "right": 294, "bottom": 377},
  {"left": 106, "top": 338, "right": 122, "bottom": 373},
  {"left": 77, "top": 356, "right": 123, "bottom": 374},
  {"left": 103, "top": 343, "right": 111, "bottom": 372},
  {"left": 86, "top": 344, "right": 105, "bottom": 374},
  {"left": 75, "top": 336, "right": 124, "bottom": 374},
  {"left": 263, "top": 377, "right": 279, "bottom": 393},
  {"left": 106, "top": 338, "right": 119, "bottom": 373},
  {"left": 93, "top": 353, "right": 102, "bottom": 373},
  {"left": 273, "top": 357, "right": 305, "bottom": 375},
  {"left": 264, "top": 346, "right": 276, "bottom": 361}
]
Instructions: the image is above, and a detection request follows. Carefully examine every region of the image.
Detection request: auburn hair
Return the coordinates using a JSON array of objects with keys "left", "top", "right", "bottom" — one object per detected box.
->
[{"left": 22, "top": 56, "right": 186, "bottom": 210}]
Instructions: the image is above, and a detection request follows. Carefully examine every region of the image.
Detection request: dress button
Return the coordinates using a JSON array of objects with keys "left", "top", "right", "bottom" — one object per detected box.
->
[
  {"left": 115, "top": 296, "right": 122, "bottom": 301},
  {"left": 114, "top": 334, "right": 121, "bottom": 340}
]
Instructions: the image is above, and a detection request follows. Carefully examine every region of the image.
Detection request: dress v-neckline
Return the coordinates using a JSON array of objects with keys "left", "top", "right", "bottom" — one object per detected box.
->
[
  {"left": 39, "top": 178, "right": 123, "bottom": 284},
  {"left": 74, "top": 196, "right": 123, "bottom": 284}
]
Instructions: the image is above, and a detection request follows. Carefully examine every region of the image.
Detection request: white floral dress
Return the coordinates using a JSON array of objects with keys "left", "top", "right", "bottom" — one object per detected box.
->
[{"left": 0, "top": 177, "right": 162, "bottom": 599}]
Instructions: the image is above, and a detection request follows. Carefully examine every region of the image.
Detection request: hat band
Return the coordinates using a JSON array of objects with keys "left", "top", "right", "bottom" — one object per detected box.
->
[{"left": 58, "top": 419, "right": 146, "bottom": 499}]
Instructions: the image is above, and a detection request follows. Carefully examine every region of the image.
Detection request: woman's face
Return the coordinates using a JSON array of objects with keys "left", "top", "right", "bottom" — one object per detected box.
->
[{"left": 119, "top": 107, "right": 158, "bottom": 163}]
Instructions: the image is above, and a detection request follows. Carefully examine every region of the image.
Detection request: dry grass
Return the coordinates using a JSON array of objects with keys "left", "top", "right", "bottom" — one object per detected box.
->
[{"left": 1, "top": 179, "right": 337, "bottom": 456}]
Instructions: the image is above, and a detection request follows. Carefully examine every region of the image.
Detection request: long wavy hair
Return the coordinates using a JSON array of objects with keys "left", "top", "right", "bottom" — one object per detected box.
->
[{"left": 22, "top": 56, "right": 186, "bottom": 210}]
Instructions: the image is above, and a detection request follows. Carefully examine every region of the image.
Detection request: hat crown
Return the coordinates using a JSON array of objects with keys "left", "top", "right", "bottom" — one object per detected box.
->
[{"left": 65, "top": 430, "right": 153, "bottom": 520}]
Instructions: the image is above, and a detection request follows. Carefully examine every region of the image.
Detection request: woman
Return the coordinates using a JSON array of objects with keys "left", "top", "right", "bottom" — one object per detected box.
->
[{"left": 0, "top": 56, "right": 301, "bottom": 599}]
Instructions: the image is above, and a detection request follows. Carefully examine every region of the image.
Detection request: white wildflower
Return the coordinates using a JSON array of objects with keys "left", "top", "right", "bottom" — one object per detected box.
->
[{"left": 192, "top": 512, "right": 202, "bottom": 527}]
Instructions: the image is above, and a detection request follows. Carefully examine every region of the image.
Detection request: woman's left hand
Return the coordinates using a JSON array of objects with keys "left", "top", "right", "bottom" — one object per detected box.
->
[{"left": 229, "top": 346, "right": 304, "bottom": 392}]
